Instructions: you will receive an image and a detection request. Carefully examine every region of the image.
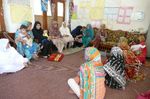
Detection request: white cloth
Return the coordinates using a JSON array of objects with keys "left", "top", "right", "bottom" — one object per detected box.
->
[
  {"left": 0, "top": 38, "right": 28, "bottom": 74},
  {"left": 52, "top": 38, "right": 64, "bottom": 53},
  {"left": 131, "top": 44, "right": 146, "bottom": 51},
  {"left": 59, "top": 22, "right": 74, "bottom": 44},
  {"left": 68, "top": 78, "right": 80, "bottom": 97},
  {"left": 19, "top": 33, "right": 33, "bottom": 47}
]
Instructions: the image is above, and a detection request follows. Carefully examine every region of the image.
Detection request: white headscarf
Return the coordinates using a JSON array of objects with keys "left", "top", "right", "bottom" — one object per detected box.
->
[
  {"left": 0, "top": 38, "right": 9, "bottom": 52},
  {"left": 59, "top": 22, "right": 71, "bottom": 36}
]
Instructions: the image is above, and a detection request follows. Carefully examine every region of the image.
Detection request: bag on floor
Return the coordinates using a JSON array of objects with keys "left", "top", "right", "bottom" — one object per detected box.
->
[{"left": 48, "top": 53, "right": 64, "bottom": 62}]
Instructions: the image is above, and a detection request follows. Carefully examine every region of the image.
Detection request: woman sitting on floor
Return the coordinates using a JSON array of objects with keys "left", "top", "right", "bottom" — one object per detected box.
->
[
  {"left": 82, "top": 24, "right": 94, "bottom": 48},
  {"left": 131, "top": 35, "right": 147, "bottom": 64},
  {"left": 68, "top": 47, "right": 106, "bottom": 99},
  {"left": 59, "top": 22, "right": 74, "bottom": 48},
  {"left": 49, "top": 21, "right": 65, "bottom": 53},
  {"left": 25, "top": 21, "right": 40, "bottom": 58},
  {"left": 71, "top": 25, "right": 83, "bottom": 47},
  {"left": 32, "top": 21, "right": 54, "bottom": 58},
  {"left": 0, "top": 38, "right": 28, "bottom": 74},
  {"left": 93, "top": 24, "right": 107, "bottom": 49},
  {"left": 15, "top": 24, "right": 38, "bottom": 62},
  {"left": 104, "top": 46, "right": 126, "bottom": 89},
  {"left": 118, "top": 37, "right": 143, "bottom": 81}
]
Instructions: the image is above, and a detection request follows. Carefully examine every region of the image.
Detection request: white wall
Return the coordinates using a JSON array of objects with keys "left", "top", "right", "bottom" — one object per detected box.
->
[
  {"left": 146, "top": 24, "right": 150, "bottom": 57},
  {"left": 68, "top": 0, "right": 150, "bottom": 32},
  {"left": 108, "top": 0, "right": 150, "bottom": 32},
  {"left": 3, "top": 0, "right": 34, "bottom": 33}
]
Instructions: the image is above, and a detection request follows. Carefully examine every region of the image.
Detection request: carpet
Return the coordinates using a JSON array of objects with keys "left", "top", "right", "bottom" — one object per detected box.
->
[
  {"left": 0, "top": 51, "right": 150, "bottom": 99},
  {"left": 63, "top": 47, "right": 83, "bottom": 55}
]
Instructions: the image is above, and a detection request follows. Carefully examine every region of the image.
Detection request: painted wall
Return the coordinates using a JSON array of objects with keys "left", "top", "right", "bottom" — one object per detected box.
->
[
  {"left": 68, "top": 0, "right": 150, "bottom": 32},
  {"left": 3, "top": 0, "right": 34, "bottom": 33}
]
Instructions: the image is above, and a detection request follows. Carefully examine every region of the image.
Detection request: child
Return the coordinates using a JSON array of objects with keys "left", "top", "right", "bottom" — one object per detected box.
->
[
  {"left": 18, "top": 25, "right": 33, "bottom": 48},
  {"left": 43, "top": 30, "right": 49, "bottom": 38}
]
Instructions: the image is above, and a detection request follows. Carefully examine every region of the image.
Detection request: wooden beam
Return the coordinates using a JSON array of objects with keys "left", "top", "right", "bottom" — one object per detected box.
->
[
  {"left": 0, "top": 0, "right": 6, "bottom": 31},
  {"left": 63, "top": 2, "right": 65, "bottom": 21},
  {"left": 43, "top": 12, "right": 48, "bottom": 30},
  {"left": 53, "top": 0, "right": 58, "bottom": 21}
]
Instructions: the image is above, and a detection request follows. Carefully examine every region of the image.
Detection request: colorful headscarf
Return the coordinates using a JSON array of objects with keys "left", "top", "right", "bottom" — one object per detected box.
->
[
  {"left": 21, "top": 21, "right": 30, "bottom": 27},
  {"left": 80, "top": 47, "right": 105, "bottom": 99}
]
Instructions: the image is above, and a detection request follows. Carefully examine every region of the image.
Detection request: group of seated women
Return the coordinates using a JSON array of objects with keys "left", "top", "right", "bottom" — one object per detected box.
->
[
  {"left": 15, "top": 20, "right": 106, "bottom": 61},
  {"left": 67, "top": 30, "right": 147, "bottom": 98},
  {"left": 0, "top": 20, "right": 148, "bottom": 98}
]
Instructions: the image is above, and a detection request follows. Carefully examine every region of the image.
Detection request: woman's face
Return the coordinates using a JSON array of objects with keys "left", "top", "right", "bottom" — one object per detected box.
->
[
  {"left": 36, "top": 24, "right": 41, "bottom": 30},
  {"left": 63, "top": 22, "right": 66, "bottom": 27},
  {"left": 87, "top": 24, "right": 91, "bottom": 29},
  {"left": 53, "top": 23, "right": 58, "bottom": 28}
]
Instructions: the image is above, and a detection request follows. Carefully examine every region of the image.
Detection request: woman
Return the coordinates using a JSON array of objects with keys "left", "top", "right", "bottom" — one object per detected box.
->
[
  {"left": 93, "top": 24, "right": 107, "bottom": 49},
  {"left": 71, "top": 25, "right": 83, "bottom": 38},
  {"left": 15, "top": 25, "right": 33, "bottom": 61},
  {"left": 49, "top": 21, "right": 64, "bottom": 53},
  {"left": 26, "top": 21, "right": 40, "bottom": 58},
  {"left": 68, "top": 47, "right": 106, "bottom": 99},
  {"left": 118, "top": 37, "right": 142, "bottom": 81},
  {"left": 59, "top": 22, "right": 74, "bottom": 48},
  {"left": 104, "top": 46, "right": 126, "bottom": 89},
  {"left": 99, "top": 24, "right": 107, "bottom": 42},
  {"left": 32, "top": 21, "right": 54, "bottom": 57},
  {"left": 136, "top": 35, "right": 147, "bottom": 64},
  {"left": 82, "top": 24, "right": 94, "bottom": 47},
  {"left": 71, "top": 25, "right": 83, "bottom": 47},
  {"left": 32, "top": 21, "right": 47, "bottom": 43},
  {"left": 0, "top": 38, "right": 28, "bottom": 74}
]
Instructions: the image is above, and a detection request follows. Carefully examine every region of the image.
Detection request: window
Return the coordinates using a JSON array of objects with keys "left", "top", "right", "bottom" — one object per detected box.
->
[
  {"left": 57, "top": 2, "right": 63, "bottom": 17},
  {"left": 33, "top": 0, "right": 52, "bottom": 16},
  {"left": 33, "top": 0, "right": 64, "bottom": 17}
]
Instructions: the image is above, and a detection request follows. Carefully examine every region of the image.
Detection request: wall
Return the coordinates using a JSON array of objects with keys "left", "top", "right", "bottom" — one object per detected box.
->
[
  {"left": 3, "top": 0, "right": 34, "bottom": 33},
  {"left": 3, "top": 0, "right": 64, "bottom": 33},
  {"left": 69, "top": 0, "right": 150, "bottom": 32},
  {"left": 146, "top": 24, "right": 150, "bottom": 57}
]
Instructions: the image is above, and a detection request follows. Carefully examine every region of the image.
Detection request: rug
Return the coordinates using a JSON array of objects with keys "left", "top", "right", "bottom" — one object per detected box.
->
[{"left": 63, "top": 47, "right": 83, "bottom": 55}]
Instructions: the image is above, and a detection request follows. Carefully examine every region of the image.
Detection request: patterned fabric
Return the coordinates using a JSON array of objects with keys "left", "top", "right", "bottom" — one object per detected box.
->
[
  {"left": 80, "top": 47, "right": 105, "bottom": 99},
  {"left": 104, "top": 47, "right": 126, "bottom": 89},
  {"left": 48, "top": 53, "right": 64, "bottom": 62}
]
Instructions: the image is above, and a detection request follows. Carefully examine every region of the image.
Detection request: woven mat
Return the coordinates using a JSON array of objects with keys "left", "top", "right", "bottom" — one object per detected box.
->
[{"left": 63, "top": 47, "right": 83, "bottom": 55}]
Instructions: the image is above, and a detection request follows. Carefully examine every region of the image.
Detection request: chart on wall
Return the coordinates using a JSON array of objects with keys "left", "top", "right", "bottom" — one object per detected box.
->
[
  {"left": 10, "top": 4, "right": 33, "bottom": 23},
  {"left": 117, "top": 7, "right": 133, "bottom": 24},
  {"left": 78, "top": 0, "right": 105, "bottom": 20}
]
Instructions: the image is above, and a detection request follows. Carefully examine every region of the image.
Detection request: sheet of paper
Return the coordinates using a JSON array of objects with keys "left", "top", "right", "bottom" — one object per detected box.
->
[{"left": 10, "top": 4, "right": 33, "bottom": 23}]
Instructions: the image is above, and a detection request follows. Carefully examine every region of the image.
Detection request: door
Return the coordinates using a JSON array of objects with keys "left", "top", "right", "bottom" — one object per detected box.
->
[{"left": 0, "top": 0, "right": 6, "bottom": 32}]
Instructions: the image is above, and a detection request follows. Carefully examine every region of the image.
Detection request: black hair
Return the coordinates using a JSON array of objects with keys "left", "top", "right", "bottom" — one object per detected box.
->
[
  {"left": 33, "top": 21, "right": 42, "bottom": 30},
  {"left": 20, "top": 25, "right": 28, "bottom": 30}
]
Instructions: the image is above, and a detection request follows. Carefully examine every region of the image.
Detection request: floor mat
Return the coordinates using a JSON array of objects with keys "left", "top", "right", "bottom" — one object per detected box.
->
[{"left": 63, "top": 47, "right": 83, "bottom": 55}]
